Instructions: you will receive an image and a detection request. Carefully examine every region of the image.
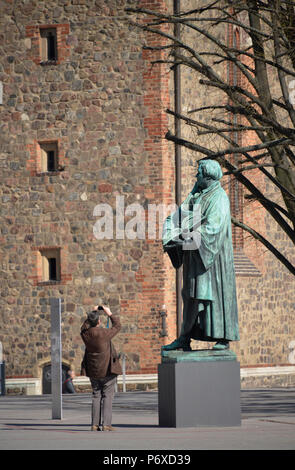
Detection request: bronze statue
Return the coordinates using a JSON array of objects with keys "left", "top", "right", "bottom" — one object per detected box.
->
[{"left": 162, "top": 159, "right": 239, "bottom": 352}]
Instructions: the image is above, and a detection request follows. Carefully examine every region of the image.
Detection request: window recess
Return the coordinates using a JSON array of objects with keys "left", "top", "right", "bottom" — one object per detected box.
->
[
  {"left": 39, "top": 141, "right": 58, "bottom": 173},
  {"left": 40, "top": 28, "right": 58, "bottom": 64},
  {"left": 40, "top": 248, "right": 61, "bottom": 283}
]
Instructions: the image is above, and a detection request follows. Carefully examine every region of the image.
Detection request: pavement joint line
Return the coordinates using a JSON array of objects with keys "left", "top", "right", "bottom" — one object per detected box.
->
[{"left": 258, "top": 418, "right": 295, "bottom": 425}]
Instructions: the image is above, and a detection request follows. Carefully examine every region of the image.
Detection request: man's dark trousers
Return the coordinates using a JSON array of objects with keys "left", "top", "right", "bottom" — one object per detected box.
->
[{"left": 90, "top": 375, "right": 117, "bottom": 427}]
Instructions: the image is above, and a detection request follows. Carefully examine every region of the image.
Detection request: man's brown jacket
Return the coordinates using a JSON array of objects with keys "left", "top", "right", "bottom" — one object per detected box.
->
[{"left": 80, "top": 315, "right": 122, "bottom": 379}]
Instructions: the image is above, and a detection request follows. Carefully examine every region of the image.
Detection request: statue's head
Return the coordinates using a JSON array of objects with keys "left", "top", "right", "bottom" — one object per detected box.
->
[{"left": 196, "top": 159, "right": 223, "bottom": 189}]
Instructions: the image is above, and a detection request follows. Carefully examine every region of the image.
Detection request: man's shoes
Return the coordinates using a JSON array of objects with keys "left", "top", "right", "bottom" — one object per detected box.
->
[
  {"left": 102, "top": 425, "right": 116, "bottom": 431},
  {"left": 91, "top": 425, "right": 101, "bottom": 431},
  {"left": 91, "top": 424, "right": 116, "bottom": 431},
  {"left": 162, "top": 336, "right": 191, "bottom": 351}
]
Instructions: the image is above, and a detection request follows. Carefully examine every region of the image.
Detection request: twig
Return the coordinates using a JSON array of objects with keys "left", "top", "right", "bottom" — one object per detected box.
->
[{"left": 231, "top": 216, "right": 295, "bottom": 276}]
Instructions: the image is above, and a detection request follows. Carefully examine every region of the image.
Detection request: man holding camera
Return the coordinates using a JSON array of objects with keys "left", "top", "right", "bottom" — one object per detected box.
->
[{"left": 80, "top": 305, "right": 122, "bottom": 431}]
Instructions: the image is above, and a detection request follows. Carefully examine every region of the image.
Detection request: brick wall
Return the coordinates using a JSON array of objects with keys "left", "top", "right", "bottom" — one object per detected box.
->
[
  {"left": 118, "top": 0, "right": 176, "bottom": 372},
  {"left": 0, "top": 0, "right": 176, "bottom": 378},
  {"left": 25, "top": 23, "right": 70, "bottom": 65},
  {"left": 26, "top": 138, "right": 66, "bottom": 176}
]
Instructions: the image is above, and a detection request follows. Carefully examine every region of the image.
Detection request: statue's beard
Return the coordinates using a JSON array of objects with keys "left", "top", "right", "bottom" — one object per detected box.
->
[{"left": 197, "top": 177, "right": 215, "bottom": 190}]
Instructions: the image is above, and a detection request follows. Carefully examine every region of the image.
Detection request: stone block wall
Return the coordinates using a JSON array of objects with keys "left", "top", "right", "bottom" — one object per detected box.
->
[{"left": 0, "top": 0, "right": 176, "bottom": 380}]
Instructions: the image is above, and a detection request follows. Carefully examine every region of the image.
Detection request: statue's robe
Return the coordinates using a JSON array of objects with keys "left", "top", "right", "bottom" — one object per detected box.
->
[{"left": 163, "top": 181, "right": 239, "bottom": 342}]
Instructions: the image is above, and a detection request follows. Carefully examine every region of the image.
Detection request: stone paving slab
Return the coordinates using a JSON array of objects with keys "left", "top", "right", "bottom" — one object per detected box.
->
[{"left": 0, "top": 389, "right": 295, "bottom": 451}]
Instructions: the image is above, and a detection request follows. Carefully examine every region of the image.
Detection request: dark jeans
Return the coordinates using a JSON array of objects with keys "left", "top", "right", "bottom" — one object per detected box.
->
[{"left": 90, "top": 375, "right": 117, "bottom": 427}]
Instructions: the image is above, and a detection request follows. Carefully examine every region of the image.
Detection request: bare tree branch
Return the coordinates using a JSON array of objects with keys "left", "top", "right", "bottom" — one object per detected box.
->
[
  {"left": 232, "top": 216, "right": 295, "bottom": 276},
  {"left": 165, "top": 130, "right": 295, "bottom": 243},
  {"left": 166, "top": 108, "right": 295, "bottom": 202},
  {"left": 126, "top": 1, "right": 295, "bottom": 271}
]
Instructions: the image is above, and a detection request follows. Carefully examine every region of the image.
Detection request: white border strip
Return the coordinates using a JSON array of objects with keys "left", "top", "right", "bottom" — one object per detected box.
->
[
  {"left": 240, "top": 366, "right": 295, "bottom": 378},
  {"left": 5, "top": 367, "right": 295, "bottom": 395}
]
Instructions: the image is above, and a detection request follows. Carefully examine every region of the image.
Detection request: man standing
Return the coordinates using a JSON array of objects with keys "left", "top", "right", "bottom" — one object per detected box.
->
[
  {"left": 80, "top": 305, "right": 122, "bottom": 431},
  {"left": 162, "top": 159, "right": 239, "bottom": 352}
]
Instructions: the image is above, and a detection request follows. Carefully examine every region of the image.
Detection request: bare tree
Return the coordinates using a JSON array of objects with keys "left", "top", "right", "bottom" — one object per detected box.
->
[{"left": 126, "top": 0, "right": 295, "bottom": 275}]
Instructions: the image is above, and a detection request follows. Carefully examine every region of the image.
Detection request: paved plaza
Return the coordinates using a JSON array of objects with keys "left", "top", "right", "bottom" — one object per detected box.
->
[{"left": 0, "top": 388, "right": 295, "bottom": 451}]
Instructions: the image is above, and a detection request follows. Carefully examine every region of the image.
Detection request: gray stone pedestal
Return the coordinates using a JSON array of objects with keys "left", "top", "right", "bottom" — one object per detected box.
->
[{"left": 158, "top": 351, "right": 241, "bottom": 427}]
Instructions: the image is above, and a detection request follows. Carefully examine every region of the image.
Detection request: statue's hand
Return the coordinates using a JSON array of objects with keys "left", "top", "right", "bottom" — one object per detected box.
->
[
  {"left": 168, "top": 238, "right": 184, "bottom": 247},
  {"left": 163, "top": 240, "right": 182, "bottom": 252}
]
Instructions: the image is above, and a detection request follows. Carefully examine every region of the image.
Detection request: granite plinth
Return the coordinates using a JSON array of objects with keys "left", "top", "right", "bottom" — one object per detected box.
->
[{"left": 158, "top": 358, "right": 241, "bottom": 427}]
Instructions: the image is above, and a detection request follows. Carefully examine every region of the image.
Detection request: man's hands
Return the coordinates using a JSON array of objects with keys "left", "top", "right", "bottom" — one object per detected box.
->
[
  {"left": 102, "top": 305, "right": 112, "bottom": 317},
  {"left": 94, "top": 305, "right": 112, "bottom": 316}
]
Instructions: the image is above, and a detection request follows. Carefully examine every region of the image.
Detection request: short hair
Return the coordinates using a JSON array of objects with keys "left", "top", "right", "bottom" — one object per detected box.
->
[
  {"left": 87, "top": 310, "right": 101, "bottom": 327},
  {"left": 199, "top": 159, "right": 223, "bottom": 181}
]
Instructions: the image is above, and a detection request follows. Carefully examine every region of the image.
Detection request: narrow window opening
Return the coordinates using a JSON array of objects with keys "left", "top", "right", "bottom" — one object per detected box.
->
[
  {"left": 47, "top": 32, "right": 56, "bottom": 61},
  {"left": 40, "top": 28, "right": 57, "bottom": 64},
  {"left": 48, "top": 258, "right": 57, "bottom": 281},
  {"left": 39, "top": 142, "right": 58, "bottom": 173},
  {"left": 47, "top": 150, "right": 56, "bottom": 172},
  {"left": 40, "top": 249, "right": 61, "bottom": 283}
]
